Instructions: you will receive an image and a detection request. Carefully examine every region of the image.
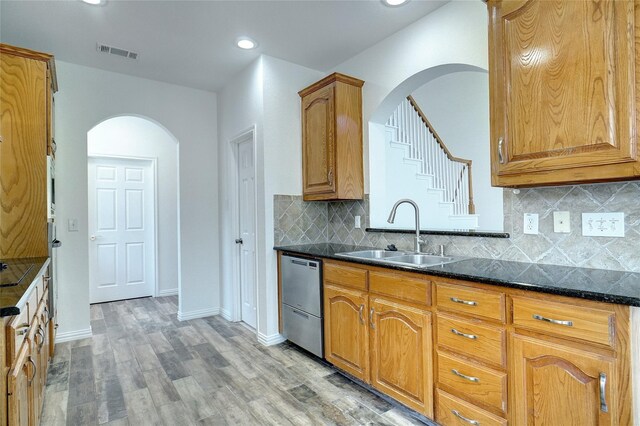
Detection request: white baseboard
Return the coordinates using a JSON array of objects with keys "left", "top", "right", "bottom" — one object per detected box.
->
[
  {"left": 177, "top": 307, "right": 220, "bottom": 321},
  {"left": 258, "top": 332, "right": 286, "bottom": 346},
  {"left": 158, "top": 288, "right": 178, "bottom": 297},
  {"left": 55, "top": 327, "right": 93, "bottom": 344},
  {"left": 220, "top": 308, "right": 233, "bottom": 321}
]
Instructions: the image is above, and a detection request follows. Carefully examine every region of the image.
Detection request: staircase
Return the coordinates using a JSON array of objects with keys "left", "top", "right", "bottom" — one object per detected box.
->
[{"left": 384, "top": 96, "right": 478, "bottom": 230}]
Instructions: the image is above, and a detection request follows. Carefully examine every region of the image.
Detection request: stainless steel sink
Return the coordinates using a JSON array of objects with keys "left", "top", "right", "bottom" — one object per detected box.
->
[
  {"left": 336, "top": 250, "right": 464, "bottom": 268},
  {"left": 336, "top": 250, "right": 411, "bottom": 260}
]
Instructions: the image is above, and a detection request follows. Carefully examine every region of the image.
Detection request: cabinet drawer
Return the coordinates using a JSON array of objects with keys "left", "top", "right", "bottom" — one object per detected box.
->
[
  {"left": 436, "top": 390, "right": 507, "bottom": 426},
  {"left": 437, "top": 351, "right": 507, "bottom": 413},
  {"left": 436, "top": 314, "right": 506, "bottom": 368},
  {"left": 369, "top": 271, "right": 430, "bottom": 305},
  {"left": 26, "top": 286, "right": 39, "bottom": 321},
  {"left": 436, "top": 283, "right": 505, "bottom": 323},
  {"left": 324, "top": 262, "right": 367, "bottom": 290},
  {"left": 7, "top": 308, "right": 32, "bottom": 363},
  {"left": 512, "top": 296, "right": 614, "bottom": 347}
]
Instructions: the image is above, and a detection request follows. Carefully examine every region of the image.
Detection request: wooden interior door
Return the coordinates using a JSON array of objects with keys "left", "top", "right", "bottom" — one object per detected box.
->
[
  {"left": 370, "top": 297, "right": 433, "bottom": 417},
  {"left": 511, "top": 335, "right": 614, "bottom": 425},
  {"left": 323, "top": 284, "right": 369, "bottom": 381},
  {"left": 301, "top": 84, "right": 336, "bottom": 197},
  {"left": 489, "top": 0, "right": 636, "bottom": 182},
  {"left": 8, "top": 343, "right": 31, "bottom": 426}
]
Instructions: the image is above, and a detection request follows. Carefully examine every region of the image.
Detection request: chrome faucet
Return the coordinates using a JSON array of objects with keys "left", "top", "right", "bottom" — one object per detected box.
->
[{"left": 387, "top": 199, "right": 424, "bottom": 253}]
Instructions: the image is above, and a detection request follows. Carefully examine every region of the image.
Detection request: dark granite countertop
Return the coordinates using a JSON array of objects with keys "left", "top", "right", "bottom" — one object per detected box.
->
[
  {"left": 0, "top": 257, "right": 49, "bottom": 317},
  {"left": 274, "top": 243, "right": 640, "bottom": 307}
]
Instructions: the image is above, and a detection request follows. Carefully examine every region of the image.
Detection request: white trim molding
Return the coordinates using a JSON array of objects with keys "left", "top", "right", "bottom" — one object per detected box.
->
[
  {"left": 177, "top": 307, "right": 220, "bottom": 321},
  {"left": 158, "top": 288, "right": 179, "bottom": 297},
  {"left": 220, "top": 308, "right": 233, "bottom": 322},
  {"left": 55, "top": 327, "right": 93, "bottom": 344},
  {"left": 258, "top": 332, "right": 286, "bottom": 347}
]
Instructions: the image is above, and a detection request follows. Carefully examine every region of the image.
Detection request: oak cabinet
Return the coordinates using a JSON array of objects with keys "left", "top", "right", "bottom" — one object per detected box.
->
[
  {"left": 511, "top": 335, "right": 615, "bottom": 425},
  {"left": 487, "top": 0, "right": 640, "bottom": 187},
  {"left": 323, "top": 284, "right": 370, "bottom": 381},
  {"left": 0, "top": 43, "right": 57, "bottom": 258},
  {"left": 299, "top": 73, "right": 364, "bottom": 201},
  {"left": 7, "top": 343, "right": 31, "bottom": 426},
  {"left": 370, "top": 297, "right": 433, "bottom": 416}
]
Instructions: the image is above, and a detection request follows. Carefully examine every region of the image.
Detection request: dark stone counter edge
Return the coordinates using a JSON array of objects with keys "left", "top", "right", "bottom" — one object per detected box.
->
[
  {"left": 365, "top": 228, "right": 510, "bottom": 238},
  {"left": 0, "top": 258, "right": 50, "bottom": 317},
  {"left": 275, "top": 246, "right": 640, "bottom": 307}
]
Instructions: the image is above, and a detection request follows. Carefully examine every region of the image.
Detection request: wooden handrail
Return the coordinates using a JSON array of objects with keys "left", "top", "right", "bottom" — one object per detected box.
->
[{"left": 406, "top": 95, "right": 475, "bottom": 214}]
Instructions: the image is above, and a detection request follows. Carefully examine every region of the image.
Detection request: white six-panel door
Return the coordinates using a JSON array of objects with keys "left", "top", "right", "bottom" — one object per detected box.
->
[
  {"left": 238, "top": 139, "right": 257, "bottom": 328},
  {"left": 88, "top": 157, "right": 156, "bottom": 304}
]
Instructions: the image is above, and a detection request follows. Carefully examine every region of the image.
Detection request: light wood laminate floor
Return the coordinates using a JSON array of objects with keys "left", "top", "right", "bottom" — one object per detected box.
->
[{"left": 42, "top": 296, "right": 430, "bottom": 426}]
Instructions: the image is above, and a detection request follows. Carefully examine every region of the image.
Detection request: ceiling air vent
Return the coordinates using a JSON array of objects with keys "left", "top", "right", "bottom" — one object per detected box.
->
[{"left": 96, "top": 43, "right": 139, "bottom": 60}]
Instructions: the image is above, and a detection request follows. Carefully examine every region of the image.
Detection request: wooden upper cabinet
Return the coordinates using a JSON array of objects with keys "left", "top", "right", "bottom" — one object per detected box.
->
[
  {"left": 299, "top": 73, "right": 364, "bottom": 200},
  {"left": 0, "top": 43, "right": 57, "bottom": 258},
  {"left": 511, "top": 335, "right": 615, "bottom": 425},
  {"left": 488, "top": 0, "right": 640, "bottom": 187}
]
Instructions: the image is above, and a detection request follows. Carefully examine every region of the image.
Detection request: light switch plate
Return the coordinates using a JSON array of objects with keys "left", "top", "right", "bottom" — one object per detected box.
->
[
  {"left": 68, "top": 218, "right": 79, "bottom": 232},
  {"left": 354, "top": 215, "right": 361, "bottom": 229},
  {"left": 553, "top": 211, "right": 570, "bottom": 233},
  {"left": 582, "top": 212, "right": 625, "bottom": 237},
  {"left": 524, "top": 213, "right": 539, "bottom": 235}
]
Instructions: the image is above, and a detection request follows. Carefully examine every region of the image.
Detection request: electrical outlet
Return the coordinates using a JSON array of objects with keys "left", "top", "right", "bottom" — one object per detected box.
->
[
  {"left": 582, "top": 212, "right": 625, "bottom": 237},
  {"left": 524, "top": 213, "right": 539, "bottom": 235},
  {"left": 68, "top": 218, "right": 79, "bottom": 232},
  {"left": 553, "top": 211, "right": 570, "bottom": 233},
  {"left": 354, "top": 215, "right": 361, "bottom": 229}
]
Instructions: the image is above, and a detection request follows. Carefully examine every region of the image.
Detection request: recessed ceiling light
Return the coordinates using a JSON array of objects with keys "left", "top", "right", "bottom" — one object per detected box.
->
[
  {"left": 81, "top": 0, "right": 105, "bottom": 5},
  {"left": 236, "top": 37, "right": 258, "bottom": 50},
  {"left": 382, "top": 0, "right": 409, "bottom": 6}
]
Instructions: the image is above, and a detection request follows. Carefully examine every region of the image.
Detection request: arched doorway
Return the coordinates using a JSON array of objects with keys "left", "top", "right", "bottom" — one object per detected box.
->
[{"left": 87, "top": 115, "right": 180, "bottom": 304}]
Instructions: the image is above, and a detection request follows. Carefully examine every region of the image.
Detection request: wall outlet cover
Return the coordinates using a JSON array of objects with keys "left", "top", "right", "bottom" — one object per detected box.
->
[
  {"left": 354, "top": 215, "right": 361, "bottom": 229},
  {"left": 524, "top": 213, "right": 539, "bottom": 235},
  {"left": 582, "top": 212, "right": 625, "bottom": 237},
  {"left": 553, "top": 211, "right": 570, "bottom": 233},
  {"left": 68, "top": 218, "right": 79, "bottom": 232}
]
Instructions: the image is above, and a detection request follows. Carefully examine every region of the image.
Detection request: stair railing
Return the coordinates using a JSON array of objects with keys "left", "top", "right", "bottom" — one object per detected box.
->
[{"left": 386, "top": 96, "right": 475, "bottom": 215}]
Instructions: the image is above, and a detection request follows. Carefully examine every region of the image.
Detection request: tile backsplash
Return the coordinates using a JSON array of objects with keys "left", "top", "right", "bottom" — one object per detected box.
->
[{"left": 274, "top": 181, "right": 640, "bottom": 272}]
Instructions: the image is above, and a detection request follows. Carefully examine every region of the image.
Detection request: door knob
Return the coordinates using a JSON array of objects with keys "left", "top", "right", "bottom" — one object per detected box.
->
[
  {"left": 235, "top": 238, "right": 243, "bottom": 244},
  {"left": 90, "top": 235, "right": 97, "bottom": 241}
]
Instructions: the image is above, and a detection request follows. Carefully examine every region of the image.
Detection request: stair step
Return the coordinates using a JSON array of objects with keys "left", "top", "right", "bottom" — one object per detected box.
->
[
  {"left": 390, "top": 140, "right": 411, "bottom": 147},
  {"left": 415, "top": 173, "right": 434, "bottom": 180}
]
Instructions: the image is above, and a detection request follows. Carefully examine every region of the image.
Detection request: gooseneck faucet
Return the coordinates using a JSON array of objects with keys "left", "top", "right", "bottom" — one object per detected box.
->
[{"left": 387, "top": 199, "right": 424, "bottom": 253}]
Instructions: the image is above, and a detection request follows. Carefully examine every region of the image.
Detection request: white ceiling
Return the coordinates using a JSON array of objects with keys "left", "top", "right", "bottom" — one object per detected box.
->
[{"left": 1, "top": 0, "right": 448, "bottom": 92}]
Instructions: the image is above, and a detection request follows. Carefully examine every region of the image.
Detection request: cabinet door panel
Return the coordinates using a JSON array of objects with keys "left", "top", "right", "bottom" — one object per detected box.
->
[
  {"left": 302, "top": 84, "right": 335, "bottom": 196},
  {"left": 489, "top": 0, "right": 636, "bottom": 181},
  {"left": 8, "top": 343, "right": 31, "bottom": 426},
  {"left": 512, "top": 335, "right": 614, "bottom": 425},
  {"left": 323, "top": 284, "right": 369, "bottom": 381},
  {"left": 370, "top": 297, "right": 433, "bottom": 416}
]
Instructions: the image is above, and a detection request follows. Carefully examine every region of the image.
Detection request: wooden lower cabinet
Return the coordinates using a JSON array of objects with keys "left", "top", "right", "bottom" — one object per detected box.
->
[
  {"left": 370, "top": 297, "right": 433, "bottom": 416},
  {"left": 323, "top": 284, "right": 370, "bottom": 381},
  {"left": 511, "top": 334, "right": 615, "bottom": 425},
  {"left": 7, "top": 343, "right": 32, "bottom": 426}
]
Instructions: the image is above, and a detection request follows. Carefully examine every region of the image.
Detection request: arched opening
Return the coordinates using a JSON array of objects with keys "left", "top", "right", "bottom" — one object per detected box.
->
[
  {"left": 87, "top": 115, "right": 181, "bottom": 307},
  {"left": 368, "top": 63, "right": 504, "bottom": 232}
]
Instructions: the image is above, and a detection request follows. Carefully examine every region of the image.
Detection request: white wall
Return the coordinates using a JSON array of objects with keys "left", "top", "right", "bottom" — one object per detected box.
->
[
  {"left": 217, "top": 55, "right": 322, "bottom": 342},
  {"left": 55, "top": 61, "right": 218, "bottom": 339},
  {"left": 87, "top": 116, "right": 179, "bottom": 294},
  {"left": 411, "top": 71, "right": 502, "bottom": 231}
]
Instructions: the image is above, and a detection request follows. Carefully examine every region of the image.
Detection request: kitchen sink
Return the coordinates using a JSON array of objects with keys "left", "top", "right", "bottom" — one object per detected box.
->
[
  {"left": 336, "top": 250, "right": 412, "bottom": 260},
  {"left": 336, "top": 250, "right": 464, "bottom": 268}
]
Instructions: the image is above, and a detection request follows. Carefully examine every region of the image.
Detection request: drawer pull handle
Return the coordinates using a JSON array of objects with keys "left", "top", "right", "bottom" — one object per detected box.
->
[
  {"left": 498, "top": 137, "right": 505, "bottom": 164},
  {"left": 451, "top": 368, "right": 480, "bottom": 383},
  {"left": 451, "top": 328, "right": 477, "bottom": 340},
  {"left": 600, "top": 372, "right": 608, "bottom": 413},
  {"left": 532, "top": 314, "right": 573, "bottom": 327},
  {"left": 450, "top": 297, "right": 477, "bottom": 306},
  {"left": 358, "top": 304, "right": 364, "bottom": 324},
  {"left": 369, "top": 308, "right": 375, "bottom": 329},
  {"left": 452, "top": 409, "right": 480, "bottom": 425},
  {"left": 16, "top": 323, "right": 30, "bottom": 336},
  {"left": 27, "top": 357, "right": 37, "bottom": 385},
  {"left": 291, "top": 309, "right": 309, "bottom": 319}
]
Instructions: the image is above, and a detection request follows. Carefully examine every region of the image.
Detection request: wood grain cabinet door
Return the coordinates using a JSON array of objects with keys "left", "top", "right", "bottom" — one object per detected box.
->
[
  {"left": 8, "top": 343, "right": 31, "bottom": 426},
  {"left": 323, "top": 284, "right": 369, "bottom": 382},
  {"left": 488, "top": 0, "right": 637, "bottom": 186},
  {"left": 511, "top": 335, "right": 615, "bottom": 425},
  {"left": 370, "top": 297, "right": 433, "bottom": 417},
  {"left": 301, "top": 84, "right": 336, "bottom": 197}
]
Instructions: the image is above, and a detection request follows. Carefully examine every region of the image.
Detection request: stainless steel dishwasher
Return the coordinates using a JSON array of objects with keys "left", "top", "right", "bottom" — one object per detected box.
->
[{"left": 281, "top": 254, "right": 323, "bottom": 357}]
